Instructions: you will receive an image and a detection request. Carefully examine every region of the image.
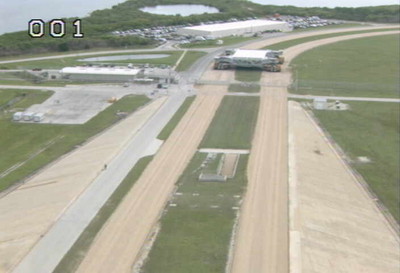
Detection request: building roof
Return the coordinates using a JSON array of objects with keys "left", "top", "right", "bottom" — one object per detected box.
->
[
  {"left": 60, "top": 67, "right": 140, "bottom": 76},
  {"left": 232, "top": 49, "right": 269, "bottom": 59},
  {"left": 183, "top": 20, "right": 286, "bottom": 32}
]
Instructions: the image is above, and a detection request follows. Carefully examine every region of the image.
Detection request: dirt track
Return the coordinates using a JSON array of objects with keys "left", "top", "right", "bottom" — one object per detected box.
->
[
  {"left": 75, "top": 71, "right": 232, "bottom": 272},
  {"left": 230, "top": 29, "right": 400, "bottom": 273}
]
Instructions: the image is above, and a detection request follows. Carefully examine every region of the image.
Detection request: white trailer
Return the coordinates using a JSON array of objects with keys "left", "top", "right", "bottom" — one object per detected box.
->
[
  {"left": 33, "top": 113, "right": 45, "bottom": 122},
  {"left": 13, "top": 112, "right": 23, "bottom": 121},
  {"left": 23, "top": 112, "right": 35, "bottom": 121}
]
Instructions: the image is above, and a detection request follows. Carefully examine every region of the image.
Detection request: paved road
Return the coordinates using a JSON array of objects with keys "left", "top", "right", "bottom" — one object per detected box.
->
[{"left": 11, "top": 93, "right": 186, "bottom": 273}]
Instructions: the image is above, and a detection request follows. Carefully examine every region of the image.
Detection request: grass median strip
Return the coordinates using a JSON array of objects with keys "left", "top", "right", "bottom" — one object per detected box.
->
[
  {"left": 142, "top": 153, "right": 248, "bottom": 273},
  {"left": 228, "top": 83, "right": 260, "bottom": 93},
  {"left": 235, "top": 69, "right": 262, "bottom": 82},
  {"left": 53, "top": 156, "right": 154, "bottom": 273},
  {"left": 200, "top": 96, "right": 259, "bottom": 149},
  {"left": 157, "top": 96, "right": 195, "bottom": 140},
  {"left": 0, "top": 93, "right": 150, "bottom": 191},
  {"left": 312, "top": 101, "right": 400, "bottom": 222}
]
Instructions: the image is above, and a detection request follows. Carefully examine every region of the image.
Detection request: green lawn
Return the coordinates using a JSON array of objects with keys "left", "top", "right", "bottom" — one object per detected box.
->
[
  {"left": 142, "top": 153, "right": 248, "bottom": 273},
  {"left": 235, "top": 69, "right": 262, "bottom": 82},
  {"left": 0, "top": 51, "right": 183, "bottom": 70},
  {"left": 290, "top": 34, "right": 400, "bottom": 98},
  {"left": 158, "top": 96, "right": 195, "bottom": 140},
  {"left": 180, "top": 36, "right": 257, "bottom": 49},
  {"left": 53, "top": 155, "right": 154, "bottom": 273},
  {"left": 228, "top": 83, "right": 260, "bottom": 93},
  {"left": 0, "top": 91, "right": 150, "bottom": 191},
  {"left": 175, "top": 51, "right": 207, "bottom": 72},
  {"left": 200, "top": 96, "right": 259, "bottom": 149},
  {"left": 313, "top": 102, "right": 400, "bottom": 222},
  {"left": 266, "top": 28, "right": 399, "bottom": 50}
]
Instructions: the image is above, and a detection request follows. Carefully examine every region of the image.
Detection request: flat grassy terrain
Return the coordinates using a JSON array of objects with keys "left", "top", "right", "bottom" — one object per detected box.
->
[
  {"left": 0, "top": 91, "right": 150, "bottom": 191},
  {"left": 235, "top": 69, "right": 262, "bottom": 82},
  {"left": 228, "top": 83, "right": 260, "bottom": 93},
  {"left": 142, "top": 153, "right": 248, "bottom": 273},
  {"left": 0, "top": 51, "right": 183, "bottom": 70},
  {"left": 180, "top": 36, "right": 256, "bottom": 49},
  {"left": 266, "top": 28, "right": 399, "bottom": 50},
  {"left": 200, "top": 96, "right": 259, "bottom": 149},
  {"left": 175, "top": 51, "right": 207, "bottom": 72},
  {"left": 158, "top": 96, "right": 195, "bottom": 140},
  {"left": 291, "top": 34, "right": 400, "bottom": 98},
  {"left": 53, "top": 155, "right": 154, "bottom": 273},
  {"left": 313, "top": 101, "right": 400, "bottom": 222}
]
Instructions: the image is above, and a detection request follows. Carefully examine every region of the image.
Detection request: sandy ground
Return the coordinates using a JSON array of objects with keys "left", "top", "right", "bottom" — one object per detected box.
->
[
  {"left": 220, "top": 154, "right": 239, "bottom": 178},
  {"left": 0, "top": 98, "right": 166, "bottom": 273},
  {"left": 230, "top": 29, "right": 400, "bottom": 273},
  {"left": 288, "top": 101, "right": 400, "bottom": 272},
  {"left": 74, "top": 71, "right": 232, "bottom": 273},
  {"left": 231, "top": 86, "right": 289, "bottom": 273}
]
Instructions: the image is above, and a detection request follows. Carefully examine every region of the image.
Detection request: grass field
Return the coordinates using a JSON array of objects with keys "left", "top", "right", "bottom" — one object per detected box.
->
[
  {"left": 235, "top": 69, "right": 262, "bottom": 82},
  {"left": 142, "top": 153, "right": 248, "bottom": 273},
  {"left": 180, "top": 36, "right": 257, "bottom": 49},
  {"left": 290, "top": 34, "right": 400, "bottom": 98},
  {"left": 266, "top": 28, "right": 399, "bottom": 50},
  {"left": 175, "top": 51, "right": 207, "bottom": 72},
  {"left": 200, "top": 96, "right": 259, "bottom": 149},
  {"left": 313, "top": 101, "right": 400, "bottom": 222},
  {"left": 157, "top": 96, "right": 195, "bottom": 140},
  {"left": 53, "top": 155, "right": 153, "bottom": 273},
  {"left": 228, "top": 83, "right": 260, "bottom": 93},
  {"left": 0, "top": 51, "right": 183, "bottom": 70},
  {"left": 0, "top": 91, "right": 150, "bottom": 191}
]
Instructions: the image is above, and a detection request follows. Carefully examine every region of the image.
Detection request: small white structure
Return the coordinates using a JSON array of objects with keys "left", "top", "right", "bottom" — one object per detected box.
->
[
  {"left": 178, "top": 19, "right": 291, "bottom": 38},
  {"left": 13, "top": 112, "right": 23, "bottom": 121},
  {"left": 313, "top": 98, "right": 328, "bottom": 110},
  {"left": 23, "top": 112, "right": 35, "bottom": 121},
  {"left": 33, "top": 113, "right": 45, "bottom": 122}
]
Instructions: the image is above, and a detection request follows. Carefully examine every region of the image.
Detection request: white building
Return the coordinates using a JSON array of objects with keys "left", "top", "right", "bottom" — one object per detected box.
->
[
  {"left": 60, "top": 66, "right": 140, "bottom": 82},
  {"left": 313, "top": 98, "right": 328, "bottom": 110},
  {"left": 177, "top": 19, "right": 291, "bottom": 38}
]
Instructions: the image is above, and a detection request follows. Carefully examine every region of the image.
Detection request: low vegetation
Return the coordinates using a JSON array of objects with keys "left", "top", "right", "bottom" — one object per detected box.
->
[
  {"left": 228, "top": 83, "right": 260, "bottom": 93},
  {"left": 0, "top": 51, "right": 183, "bottom": 70},
  {"left": 142, "top": 152, "right": 248, "bottom": 273},
  {"left": 0, "top": 91, "right": 150, "bottom": 191},
  {"left": 200, "top": 96, "right": 259, "bottom": 149},
  {"left": 175, "top": 51, "right": 207, "bottom": 71},
  {"left": 235, "top": 69, "right": 262, "bottom": 82},
  {"left": 157, "top": 96, "right": 195, "bottom": 140},
  {"left": 313, "top": 101, "right": 400, "bottom": 222},
  {"left": 290, "top": 34, "right": 400, "bottom": 98},
  {"left": 266, "top": 27, "right": 399, "bottom": 50},
  {"left": 53, "top": 156, "right": 154, "bottom": 273}
]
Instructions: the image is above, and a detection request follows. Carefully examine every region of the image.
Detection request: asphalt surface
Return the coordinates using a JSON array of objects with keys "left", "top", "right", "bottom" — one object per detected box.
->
[{"left": 11, "top": 93, "right": 186, "bottom": 273}]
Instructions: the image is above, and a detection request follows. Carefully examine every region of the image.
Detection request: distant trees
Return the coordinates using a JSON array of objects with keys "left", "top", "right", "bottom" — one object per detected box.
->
[{"left": 0, "top": 0, "right": 398, "bottom": 57}]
